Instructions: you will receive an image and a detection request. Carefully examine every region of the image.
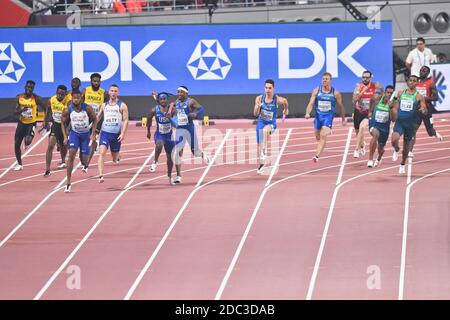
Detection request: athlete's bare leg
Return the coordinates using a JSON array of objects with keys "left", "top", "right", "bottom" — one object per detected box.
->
[
  {"left": 369, "top": 128, "right": 380, "bottom": 161},
  {"left": 66, "top": 148, "right": 77, "bottom": 186},
  {"left": 45, "top": 135, "right": 57, "bottom": 172},
  {"left": 356, "top": 118, "right": 368, "bottom": 151},
  {"left": 97, "top": 145, "right": 108, "bottom": 178},
  {"left": 316, "top": 126, "right": 331, "bottom": 158}
]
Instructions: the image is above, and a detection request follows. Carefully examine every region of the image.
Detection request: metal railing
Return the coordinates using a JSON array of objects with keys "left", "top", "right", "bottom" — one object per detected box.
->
[{"left": 34, "top": 0, "right": 326, "bottom": 15}]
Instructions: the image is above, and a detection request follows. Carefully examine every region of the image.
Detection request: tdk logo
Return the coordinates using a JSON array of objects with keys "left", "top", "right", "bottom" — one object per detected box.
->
[
  {"left": 187, "top": 40, "right": 232, "bottom": 80},
  {"left": 16, "top": 37, "right": 370, "bottom": 82},
  {"left": 0, "top": 43, "right": 26, "bottom": 83},
  {"left": 432, "top": 69, "right": 447, "bottom": 110}
]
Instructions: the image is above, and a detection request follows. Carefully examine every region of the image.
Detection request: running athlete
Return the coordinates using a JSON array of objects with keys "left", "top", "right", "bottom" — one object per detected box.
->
[
  {"left": 391, "top": 75, "right": 427, "bottom": 174},
  {"left": 305, "top": 72, "right": 346, "bottom": 163},
  {"left": 352, "top": 70, "right": 383, "bottom": 158},
  {"left": 172, "top": 85, "right": 211, "bottom": 183},
  {"left": 253, "top": 79, "right": 289, "bottom": 173},
  {"left": 13, "top": 80, "right": 47, "bottom": 171},
  {"left": 61, "top": 90, "right": 97, "bottom": 193},
  {"left": 82, "top": 72, "right": 109, "bottom": 171},
  {"left": 147, "top": 92, "right": 180, "bottom": 184},
  {"left": 409, "top": 66, "right": 443, "bottom": 156},
  {"left": 367, "top": 85, "right": 396, "bottom": 168},
  {"left": 58, "top": 77, "right": 81, "bottom": 155},
  {"left": 96, "top": 84, "right": 129, "bottom": 183},
  {"left": 43, "top": 85, "right": 69, "bottom": 177}
]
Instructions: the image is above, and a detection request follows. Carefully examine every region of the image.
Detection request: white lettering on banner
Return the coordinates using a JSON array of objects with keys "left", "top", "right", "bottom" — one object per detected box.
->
[
  {"left": 120, "top": 41, "right": 132, "bottom": 81},
  {"left": 326, "top": 37, "right": 370, "bottom": 77},
  {"left": 24, "top": 42, "right": 71, "bottom": 82},
  {"left": 131, "top": 40, "right": 167, "bottom": 81},
  {"left": 229, "top": 39, "right": 277, "bottom": 79},
  {"left": 231, "top": 37, "right": 371, "bottom": 79},
  {"left": 23, "top": 40, "right": 167, "bottom": 83},
  {"left": 21, "top": 36, "right": 371, "bottom": 83},
  {"left": 73, "top": 42, "right": 119, "bottom": 81},
  {"left": 278, "top": 38, "right": 325, "bottom": 78}
]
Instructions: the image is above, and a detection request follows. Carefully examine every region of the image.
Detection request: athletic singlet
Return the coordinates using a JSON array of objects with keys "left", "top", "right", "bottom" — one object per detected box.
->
[
  {"left": 315, "top": 86, "right": 336, "bottom": 116},
  {"left": 155, "top": 105, "right": 172, "bottom": 135},
  {"left": 64, "top": 92, "right": 72, "bottom": 105},
  {"left": 175, "top": 98, "right": 191, "bottom": 127},
  {"left": 50, "top": 95, "right": 68, "bottom": 124},
  {"left": 398, "top": 90, "right": 419, "bottom": 120},
  {"left": 101, "top": 100, "right": 123, "bottom": 134},
  {"left": 84, "top": 86, "right": 105, "bottom": 115},
  {"left": 69, "top": 103, "right": 90, "bottom": 134},
  {"left": 371, "top": 95, "right": 391, "bottom": 126},
  {"left": 355, "top": 82, "right": 377, "bottom": 114},
  {"left": 18, "top": 94, "right": 38, "bottom": 124},
  {"left": 416, "top": 77, "right": 433, "bottom": 98},
  {"left": 258, "top": 94, "right": 277, "bottom": 124}
]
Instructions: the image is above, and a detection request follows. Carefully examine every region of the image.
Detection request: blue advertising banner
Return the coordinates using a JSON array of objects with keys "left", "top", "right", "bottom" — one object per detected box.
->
[{"left": 0, "top": 22, "right": 393, "bottom": 98}]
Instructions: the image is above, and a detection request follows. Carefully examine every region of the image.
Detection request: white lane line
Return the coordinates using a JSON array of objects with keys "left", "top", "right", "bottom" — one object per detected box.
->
[
  {"left": 306, "top": 154, "right": 450, "bottom": 300},
  {"left": 336, "top": 127, "right": 353, "bottom": 185},
  {"left": 124, "top": 131, "right": 232, "bottom": 300},
  {"left": 407, "top": 156, "right": 413, "bottom": 185},
  {"left": 265, "top": 128, "right": 292, "bottom": 187},
  {"left": 0, "top": 131, "right": 50, "bottom": 179},
  {"left": 33, "top": 150, "right": 155, "bottom": 300},
  {"left": 398, "top": 167, "right": 450, "bottom": 300},
  {"left": 195, "top": 130, "right": 232, "bottom": 188},
  {"left": 215, "top": 129, "right": 293, "bottom": 299}
]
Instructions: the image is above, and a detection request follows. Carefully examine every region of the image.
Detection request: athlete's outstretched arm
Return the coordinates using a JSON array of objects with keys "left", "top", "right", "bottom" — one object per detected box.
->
[
  {"left": 43, "top": 98, "right": 52, "bottom": 131},
  {"left": 86, "top": 106, "right": 98, "bottom": 142},
  {"left": 334, "top": 90, "right": 347, "bottom": 125},
  {"left": 118, "top": 102, "right": 129, "bottom": 142},
  {"left": 352, "top": 83, "right": 362, "bottom": 105},
  {"left": 391, "top": 92, "right": 399, "bottom": 122},
  {"left": 417, "top": 94, "right": 427, "bottom": 115},
  {"left": 188, "top": 98, "right": 205, "bottom": 119},
  {"left": 375, "top": 82, "right": 384, "bottom": 95},
  {"left": 368, "top": 94, "right": 381, "bottom": 119},
  {"left": 35, "top": 95, "right": 47, "bottom": 112},
  {"left": 428, "top": 82, "right": 438, "bottom": 103},
  {"left": 305, "top": 87, "right": 319, "bottom": 119},
  {"left": 146, "top": 107, "right": 155, "bottom": 140},
  {"left": 60, "top": 109, "right": 70, "bottom": 145},
  {"left": 96, "top": 103, "right": 105, "bottom": 123},
  {"left": 277, "top": 96, "right": 289, "bottom": 116},
  {"left": 253, "top": 95, "right": 262, "bottom": 117},
  {"left": 14, "top": 95, "right": 22, "bottom": 116}
]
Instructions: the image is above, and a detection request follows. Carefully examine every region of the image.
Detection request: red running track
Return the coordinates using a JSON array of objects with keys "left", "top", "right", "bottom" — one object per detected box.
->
[{"left": 0, "top": 118, "right": 449, "bottom": 300}]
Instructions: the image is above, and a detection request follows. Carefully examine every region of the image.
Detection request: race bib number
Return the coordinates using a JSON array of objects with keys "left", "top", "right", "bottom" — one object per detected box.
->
[
  {"left": 52, "top": 112, "right": 62, "bottom": 123},
  {"left": 158, "top": 122, "right": 171, "bottom": 134},
  {"left": 360, "top": 98, "right": 371, "bottom": 110},
  {"left": 260, "top": 109, "right": 274, "bottom": 121},
  {"left": 21, "top": 108, "right": 33, "bottom": 118},
  {"left": 105, "top": 117, "right": 119, "bottom": 126},
  {"left": 417, "top": 88, "right": 427, "bottom": 97},
  {"left": 375, "top": 110, "right": 389, "bottom": 123},
  {"left": 177, "top": 110, "right": 188, "bottom": 126},
  {"left": 73, "top": 123, "right": 88, "bottom": 131},
  {"left": 400, "top": 100, "right": 413, "bottom": 112},
  {"left": 317, "top": 100, "right": 331, "bottom": 112}
]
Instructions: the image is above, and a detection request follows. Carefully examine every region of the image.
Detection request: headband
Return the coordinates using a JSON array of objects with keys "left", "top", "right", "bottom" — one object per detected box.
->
[{"left": 177, "top": 86, "right": 188, "bottom": 94}]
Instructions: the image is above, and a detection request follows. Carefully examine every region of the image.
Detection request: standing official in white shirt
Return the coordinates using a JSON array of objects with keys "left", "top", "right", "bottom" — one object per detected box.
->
[{"left": 405, "top": 37, "right": 436, "bottom": 77}]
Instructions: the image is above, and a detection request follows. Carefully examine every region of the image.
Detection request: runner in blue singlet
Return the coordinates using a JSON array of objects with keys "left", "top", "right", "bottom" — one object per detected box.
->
[
  {"left": 253, "top": 79, "right": 289, "bottom": 174},
  {"left": 305, "top": 72, "right": 346, "bottom": 163}
]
